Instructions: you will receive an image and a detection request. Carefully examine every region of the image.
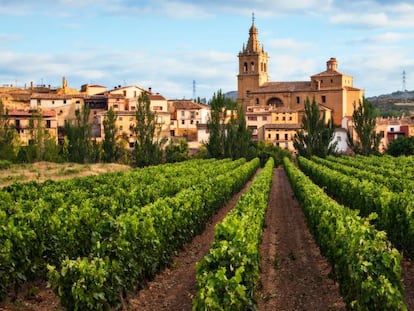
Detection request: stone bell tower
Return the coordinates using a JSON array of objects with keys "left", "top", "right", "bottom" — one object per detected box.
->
[{"left": 237, "top": 14, "right": 269, "bottom": 109}]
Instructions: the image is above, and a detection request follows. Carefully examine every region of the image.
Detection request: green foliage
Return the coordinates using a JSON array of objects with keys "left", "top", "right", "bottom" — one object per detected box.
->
[
  {"left": 206, "top": 90, "right": 254, "bottom": 160},
  {"left": 0, "top": 158, "right": 259, "bottom": 308},
  {"left": 165, "top": 138, "right": 190, "bottom": 163},
  {"left": 284, "top": 157, "right": 406, "bottom": 310},
  {"left": 64, "top": 105, "right": 93, "bottom": 163},
  {"left": 255, "top": 141, "right": 291, "bottom": 167},
  {"left": 293, "top": 97, "right": 337, "bottom": 158},
  {"left": 300, "top": 155, "right": 414, "bottom": 258},
  {"left": 132, "top": 92, "right": 165, "bottom": 167},
  {"left": 102, "top": 108, "right": 118, "bottom": 163},
  {"left": 348, "top": 97, "right": 381, "bottom": 155},
  {"left": 206, "top": 90, "right": 228, "bottom": 159},
  {"left": 0, "top": 101, "right": 19, "bottom": 162},
  {"left": 0, "top": 160, "right": 11, "bottom": 170},
  {"left": 194, "top": 158, "right": 274, "bottom": 310},
  {"left": 387, "top": 136, "right": 414, "bottom": 156},
  {"left": 48, "top": 258, "right": 111, "bottom": 311}
]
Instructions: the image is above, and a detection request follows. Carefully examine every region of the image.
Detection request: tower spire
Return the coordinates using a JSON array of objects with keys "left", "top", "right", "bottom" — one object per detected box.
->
[{"left": 252, "top": 12, "right": 255, "bottom": 25}]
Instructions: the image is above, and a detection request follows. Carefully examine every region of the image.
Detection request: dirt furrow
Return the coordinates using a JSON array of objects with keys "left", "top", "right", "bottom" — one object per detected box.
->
[{"left": 256, "top": 167, "right": 346, "bottom": 310}]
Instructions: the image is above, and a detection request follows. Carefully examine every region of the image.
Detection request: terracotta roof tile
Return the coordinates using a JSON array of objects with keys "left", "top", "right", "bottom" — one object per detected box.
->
[{"left": 257, "top": 81, "right": 312, "bottom": 93}]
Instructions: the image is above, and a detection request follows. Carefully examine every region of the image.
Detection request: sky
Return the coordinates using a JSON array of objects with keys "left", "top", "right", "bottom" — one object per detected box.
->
[{"left": 1, "top": 0, "right": 414, "bottom": 101}]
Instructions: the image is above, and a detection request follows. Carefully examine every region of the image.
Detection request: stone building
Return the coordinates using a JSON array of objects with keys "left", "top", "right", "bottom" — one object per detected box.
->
[{"left": 238, "top": 18, "right": 364, "bottom": 150}]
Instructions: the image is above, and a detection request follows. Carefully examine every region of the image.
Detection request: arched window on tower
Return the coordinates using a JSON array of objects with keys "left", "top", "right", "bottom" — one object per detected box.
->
[
  {"left": 256, "top": 98, "right": 259, "bottom": 105},
  {"left": 264, "top": 63, "right": 267, "bottom": 72},
  {"left": 251, "top": 62, "right": 255, "bottom": 72},
  {"left": 243, "top": 62, "right": 248, "bottom": 73}
]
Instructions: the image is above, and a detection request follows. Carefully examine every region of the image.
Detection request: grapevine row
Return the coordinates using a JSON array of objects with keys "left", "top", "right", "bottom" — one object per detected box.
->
[
  {"left": 0, "top": 158, "right": 249, "bottom": 303},
  {"left": 193, "top": 158, "right": 274, "bottom": 310},
  {"left": 283, "top": 157, "right": 405, "bottom": 310},
  {"left": 298, "top": 156, "right": 414, "bottom": 258},
  {"left": 47, "top": 158, "right": 260, "bottom": 310}
]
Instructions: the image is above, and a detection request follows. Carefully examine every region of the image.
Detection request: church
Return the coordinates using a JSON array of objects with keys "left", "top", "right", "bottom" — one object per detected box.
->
[{"left": 238, "top": 17, "right": 364, "bottom": 151}]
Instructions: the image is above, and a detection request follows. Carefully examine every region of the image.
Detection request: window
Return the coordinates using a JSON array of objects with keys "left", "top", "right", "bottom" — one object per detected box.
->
[
  {"left": 248, "top": 116, "right": 257, "bottom": 121},
  {"left": 181, "top": 120, "right": 185, "bottom": 125},
  {"left": 390, "top": 128, "right": 394, "bottom": 132},
  {"left": 123, "top": 90, "right": 126, "bottom": 96},
  {"left": 322, "top": 96, "right": 326, "bottom": 103},
  {"left": 282, "top": 116, "right": 286, "bottom": 121},
  {"left": 285, "top": 133, "right": 288, "bottom": 140},
  {"left": 114, "top": 104, "right": 119, "bottom": 109},
  {"left": 276, "top": 134, "right": 280, "bottom": 140},
  {"left": 119, "top": 125, "right": 123, "bottom": 131},
  {"left": 243, "top": 62, "right": 248, "bottom": 73},
  {"left": 52, "top": 100, "right": 55, "bottom": 105},
  {"left": 181, "top": 111, "right": 185, "bottom": 117},
  {"left": 289, "top": 116, "right": 292, "bottom": 121},
  {"left": 119, "top": 117, "right": 123, "bottom": 121},
  {"left": 256, "top": 98, "right": 259, "bottom": 105},
  {"left": 262, "top": 116, "right": 267, "bottom": 121},
  {"left": 63, "top": 99, "right": 67, "bottom": 104},
  {"left": 37, "top": 99, "right": 41, "bottom": 105},
  {"left": 275, "top": 116, "right": 279, "bottom": 121},
  {"left": 268, "top": 133, "right": 271, "bottom": 139},
  {"left": 190, "top": 120, "right": 194, "bottom": 125},
  {"left": 296, "top": 96, "right": 300, "bottom": 104}
]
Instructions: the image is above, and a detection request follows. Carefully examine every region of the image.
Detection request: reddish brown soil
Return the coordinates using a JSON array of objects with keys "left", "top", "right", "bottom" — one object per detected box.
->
[{"left": 2, "top": 166, "right": 414, "bottom": 310}]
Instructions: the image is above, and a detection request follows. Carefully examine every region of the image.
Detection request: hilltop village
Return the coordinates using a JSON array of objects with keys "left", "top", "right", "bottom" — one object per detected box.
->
[{"left": 1, "top": 19, "right": 413, "bottom": 156}]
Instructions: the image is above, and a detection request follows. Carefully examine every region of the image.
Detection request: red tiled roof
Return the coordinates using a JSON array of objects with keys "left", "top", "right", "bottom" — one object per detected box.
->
[
  {"left": 170, "top": 100, "right": 204, "bottom": 110},
  {"left": 149, "top": 94, "right": 166, "bottom": 100},
  {"left": 257, "top": 81, "right": 312, "bottom": 93},
  {"left": 263, "top": 123, "right": 301, "bottom": 130},
  {"left": 9, "top": 109, "right": 56, "bottom": 117}
]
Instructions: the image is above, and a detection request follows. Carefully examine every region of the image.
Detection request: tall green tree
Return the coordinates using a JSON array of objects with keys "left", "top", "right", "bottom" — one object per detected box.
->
[
  {"left": 64, "top": 104, "right": 92, "bottom": 163},
  {"left": 0, "top": 101, "right": 19, "bottom": 161},
  {"left": 102, "top": 107, "right": 118, "bottom": 162},
  {"left": 132, "top": 92, "right": 165, "bottom": 167},
  {"left": 206, "top": 90, "right": 227, "bottom": 158},
  {"left": 223, "top": 104, "right": 253, "bottom": 160},
  {"left": 293, "top": 97, "right": 337, "bottom": 158},
  {"left": 347, "top": 97, "right": 381, "bottom": 155}
]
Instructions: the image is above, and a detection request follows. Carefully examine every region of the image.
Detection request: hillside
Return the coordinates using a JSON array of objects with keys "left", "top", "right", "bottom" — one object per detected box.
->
[{"left": 367, "top": 90, "right": 414, "bottom": 116}]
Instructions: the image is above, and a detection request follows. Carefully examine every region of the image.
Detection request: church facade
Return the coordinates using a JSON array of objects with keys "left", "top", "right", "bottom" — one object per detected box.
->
[{"left": 238, "top": 18, "right": 364, "bottom": 150}]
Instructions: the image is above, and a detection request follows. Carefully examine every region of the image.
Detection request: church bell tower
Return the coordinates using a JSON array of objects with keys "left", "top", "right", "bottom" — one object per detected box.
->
[{"left": 237, "top": 14, "right": 269, "bottom": 108}]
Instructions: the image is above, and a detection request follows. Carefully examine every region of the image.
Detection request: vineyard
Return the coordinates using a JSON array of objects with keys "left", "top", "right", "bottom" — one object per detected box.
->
[{"left": 0, "top": 155, "right": 414, "bottom": 310}]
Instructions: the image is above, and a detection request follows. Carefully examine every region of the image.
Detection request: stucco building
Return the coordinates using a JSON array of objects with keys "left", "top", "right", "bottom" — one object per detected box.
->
[{"left": 238, "top": 18, "right": 364, "bottom": 150}]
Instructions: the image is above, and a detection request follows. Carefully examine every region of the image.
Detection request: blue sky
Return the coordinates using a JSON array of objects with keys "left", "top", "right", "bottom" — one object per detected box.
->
[{"left": 1, "top": 0, "right": 414, "bottom": 100}]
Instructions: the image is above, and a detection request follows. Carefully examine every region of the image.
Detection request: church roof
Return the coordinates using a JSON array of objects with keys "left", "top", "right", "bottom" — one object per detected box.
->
[{"left": 258, "top": 81, "right": 312, "bottom": 93}]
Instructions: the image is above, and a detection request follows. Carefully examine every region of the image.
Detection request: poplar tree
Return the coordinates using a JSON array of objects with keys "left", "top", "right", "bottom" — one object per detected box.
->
[
  {"left": 64, "top": 104, "right": 92, "bottom": 163},
  {"left": 132, "top": 92, "right": 165, "bottom": 167},
  {"left": 294, "top": 97, "right": 337, "bottom": 158},
  {"left": 102, "top": 107, "right": 118, "bottom": 162},
  {"left": 0, "top": 101, "right": 18, "bottom": 161},
  {"left": 347, "top": 97, "right": 381, "bottom": 155}
]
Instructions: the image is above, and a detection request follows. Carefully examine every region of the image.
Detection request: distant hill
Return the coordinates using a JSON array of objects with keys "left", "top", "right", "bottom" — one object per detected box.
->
[
  {"left": 224, "top": 91, "right": 238, "bottom": 102},
  {"left": 367, "top": 90, "right": 414, "bottom": 117}
]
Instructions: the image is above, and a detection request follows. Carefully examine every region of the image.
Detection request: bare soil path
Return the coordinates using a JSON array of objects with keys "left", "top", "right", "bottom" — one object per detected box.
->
[{"left": 256, "top": 167, "right": 345, "bottom": 310}]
